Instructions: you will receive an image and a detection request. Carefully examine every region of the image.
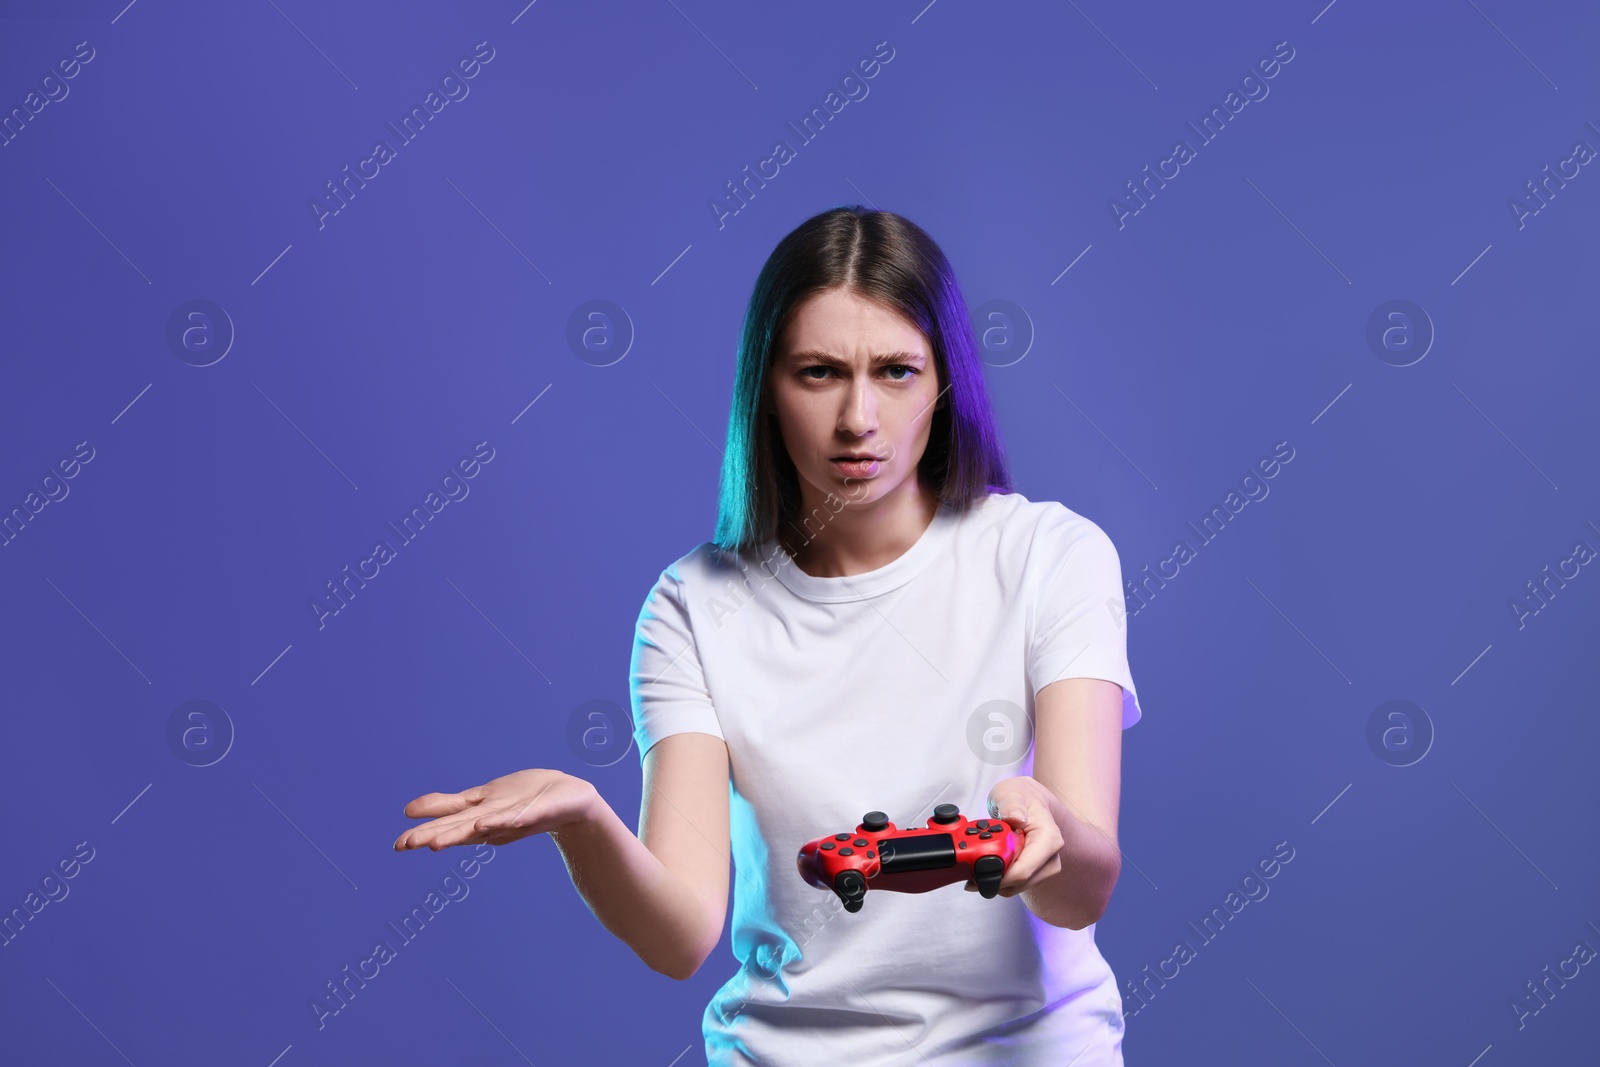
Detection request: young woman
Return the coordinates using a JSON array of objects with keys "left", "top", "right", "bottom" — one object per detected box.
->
[{"left": 394, "top": 206, "right": 1143, "bottom": 1065}]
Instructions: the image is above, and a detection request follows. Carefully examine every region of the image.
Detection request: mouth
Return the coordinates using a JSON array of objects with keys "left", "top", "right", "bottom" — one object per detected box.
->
[{"left": 830, "top": 455, "right": 881, "bottom": 477}]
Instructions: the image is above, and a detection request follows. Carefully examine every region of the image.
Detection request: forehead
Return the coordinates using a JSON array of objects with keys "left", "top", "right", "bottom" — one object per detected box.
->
[{"left": 779, "top": 288, "right": 929, "bottom": 358}]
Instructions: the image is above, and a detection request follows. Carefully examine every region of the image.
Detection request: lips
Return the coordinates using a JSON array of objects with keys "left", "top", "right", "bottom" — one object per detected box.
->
[{"left": 832, "top": 454, "right": 878, "bottom": 461}]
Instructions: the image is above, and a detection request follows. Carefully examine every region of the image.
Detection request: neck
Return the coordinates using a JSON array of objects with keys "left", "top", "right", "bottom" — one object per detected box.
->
[{"left": 779, "top": 478, "right": 940, "bottom": 578}]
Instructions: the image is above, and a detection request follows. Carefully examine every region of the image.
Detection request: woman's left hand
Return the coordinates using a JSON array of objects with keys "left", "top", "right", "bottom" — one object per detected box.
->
[{"left": 967, "top": 776, "right": 1065, "bottom": 897}]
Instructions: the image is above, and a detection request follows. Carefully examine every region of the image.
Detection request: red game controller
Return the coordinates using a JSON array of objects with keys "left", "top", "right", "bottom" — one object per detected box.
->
[{"left": 796, "top": 804, "right": 1025, "bottom": 912}]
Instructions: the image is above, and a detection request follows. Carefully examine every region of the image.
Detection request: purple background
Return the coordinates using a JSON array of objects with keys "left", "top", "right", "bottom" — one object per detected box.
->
[{"left": 3, "top": 1, "right": 1598, "bottom": 1064}]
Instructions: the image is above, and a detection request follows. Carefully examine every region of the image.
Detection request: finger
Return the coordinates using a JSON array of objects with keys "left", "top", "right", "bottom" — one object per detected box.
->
[
  {"left": 1008, "top": 839, "right": 1063, "bottom": 892},
  {"left": 402, "top": 785, "right": 487, "bottom": 819},
  {"left": 994, "top": 803, "right": 1029, "bottom": 831},
  {"left": 999, "top": 824, "right": 1062, "bottom": 893},
  {"left": 1008, "top": 826, "right": 1060, "bottom": 879},
  {"left": 419, "top": 817, "right": 492, "bottom": 851},
  {"left": 399, "top": 782, "right": 554, "bottom": 851},
  {"left": 998, "top": 857, "right": 1037, "bottom": 894},
  {"left": 1003, "top": 854, "right": 1063, "bottom": 896},
  {"left": 397, "top": 807, "right": 494, "bottom": 850}
]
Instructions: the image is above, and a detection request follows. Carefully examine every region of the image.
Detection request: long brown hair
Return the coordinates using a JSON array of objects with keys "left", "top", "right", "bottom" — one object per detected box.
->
[{"left": 712, "top": 206, "right": 1012, "bottom": 555}]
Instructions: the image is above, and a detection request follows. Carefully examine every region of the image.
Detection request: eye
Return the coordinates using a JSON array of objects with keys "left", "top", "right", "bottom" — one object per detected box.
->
[{"left": 796, "top": 364, "right": 919, "bottom": 381}]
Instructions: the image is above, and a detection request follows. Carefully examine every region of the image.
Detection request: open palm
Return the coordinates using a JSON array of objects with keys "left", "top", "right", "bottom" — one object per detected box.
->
[{"left": 393, "top": 768, "right": 596, "bottom": 851}]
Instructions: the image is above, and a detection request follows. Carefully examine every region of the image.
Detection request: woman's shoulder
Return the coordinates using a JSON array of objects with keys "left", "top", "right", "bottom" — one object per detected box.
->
[
  {"left": 974, "top": 489, "right": 1112, "bottom": 545},
  {"left": 971, "top": 492, "right": 1121, "bottom": 587},
  {"left": 649, "top": 538, "right": 758, "bottom": 591}
]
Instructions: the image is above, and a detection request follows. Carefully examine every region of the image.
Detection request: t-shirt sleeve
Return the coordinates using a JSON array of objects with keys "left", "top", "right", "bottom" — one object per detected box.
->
[
  {"left": 1026, "top": 517, "right": 1144, "bottom": 729},
  {"left": 629, "top": 562, "right": 725, "bottom": 760}
]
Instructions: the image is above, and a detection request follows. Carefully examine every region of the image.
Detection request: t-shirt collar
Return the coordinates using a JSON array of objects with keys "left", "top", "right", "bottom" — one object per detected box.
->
[{"left": 760, "top": 499, "right": 963, "bottom": 603}]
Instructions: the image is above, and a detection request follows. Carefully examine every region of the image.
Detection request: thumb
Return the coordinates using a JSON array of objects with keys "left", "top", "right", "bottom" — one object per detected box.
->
[{"left": 997, "top": 799, "right": 1031, "bottom": 826}]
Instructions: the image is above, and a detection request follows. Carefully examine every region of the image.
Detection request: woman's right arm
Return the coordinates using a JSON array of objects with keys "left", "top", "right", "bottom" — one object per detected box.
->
[
  {"left": 547, "top": 732, "right": 731, "bottom": 979},
  {"left": 393, "top": 731, "right": 731, "bottom": 980}
]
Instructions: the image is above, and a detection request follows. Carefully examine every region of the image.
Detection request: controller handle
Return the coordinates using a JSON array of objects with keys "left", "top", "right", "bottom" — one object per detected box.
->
[
  {"left": 833, "top": 869, "right": 867, "bottom": 912},
  {"left": 973, "top": 854, "right": 1005, "bottom": 898}
]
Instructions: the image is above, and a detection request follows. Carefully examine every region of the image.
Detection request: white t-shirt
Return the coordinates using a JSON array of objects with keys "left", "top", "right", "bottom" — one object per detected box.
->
[{"left": 629, "top": 490, "right": 1142, "bottom": 1067}]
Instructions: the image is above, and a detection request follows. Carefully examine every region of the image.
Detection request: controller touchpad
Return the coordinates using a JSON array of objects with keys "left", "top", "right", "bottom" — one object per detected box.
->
[{"left": 877, "top": 833, "right": 955, "bottom": 872}]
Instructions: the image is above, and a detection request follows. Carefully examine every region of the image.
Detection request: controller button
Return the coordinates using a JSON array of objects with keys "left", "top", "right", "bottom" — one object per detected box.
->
[
  {"left": 931, "top": 803, "right": 960, "bottom": 824},
  {"left": 835, "top": 833, "right": 851, "bottom": 841},
  {"left": 959, "top": 841, "right": 967, "bottom": 849},
  {"left": 838, "top": 847, "right": 854, "bottom": 856},
  {"left": 975, "top": 819, "right": 990, "bottom": 829},
  {"left": 853, "top": 839, "right": 868, "bottom": 847},
  {"left": 965, "top": 827, "right": 979, "bottom": 835},
  {"left": 866, "top": 850, "right": 875, "bottom": 858},
  {"left": 979, "top": 832, "right": 993, "bottom": 840},
  {"left": 820, "top": 842, "right": 835, "bottom": 850},
  {"left": 861, "top": 811, "right": 889, "bottom": 832},
  {"left": 974, "top": 855, "right": 1005, "bottom": 898}
]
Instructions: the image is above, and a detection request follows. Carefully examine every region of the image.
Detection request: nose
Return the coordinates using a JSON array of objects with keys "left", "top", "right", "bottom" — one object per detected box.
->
[{"left": 837, "top": 374, "right": 878, "bottom": 438}]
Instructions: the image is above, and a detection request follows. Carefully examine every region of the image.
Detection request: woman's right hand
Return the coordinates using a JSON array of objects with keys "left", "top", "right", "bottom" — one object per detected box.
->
[{"left": 392, "top": 768, "right": 599, "bottom": 852}]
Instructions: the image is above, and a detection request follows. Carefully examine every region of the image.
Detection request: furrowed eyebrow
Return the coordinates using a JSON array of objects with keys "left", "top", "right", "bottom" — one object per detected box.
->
[{"left": 789, "top": 349, "right": 926, "bottom": 367}]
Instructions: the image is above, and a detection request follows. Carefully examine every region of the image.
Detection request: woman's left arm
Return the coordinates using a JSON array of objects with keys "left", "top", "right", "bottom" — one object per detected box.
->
[{"left": 984, "top": 676, "right": 1124, "bottom": 929}]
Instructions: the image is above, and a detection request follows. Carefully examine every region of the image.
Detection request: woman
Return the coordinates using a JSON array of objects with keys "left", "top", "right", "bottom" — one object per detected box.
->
[{"left": 394, "top": 206, "right": 1143, "bottom": 1065}]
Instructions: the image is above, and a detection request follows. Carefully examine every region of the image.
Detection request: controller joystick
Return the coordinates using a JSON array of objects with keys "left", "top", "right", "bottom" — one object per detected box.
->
[{"left": 796, "top": 806, "right": 1025, "bottom": 912}]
